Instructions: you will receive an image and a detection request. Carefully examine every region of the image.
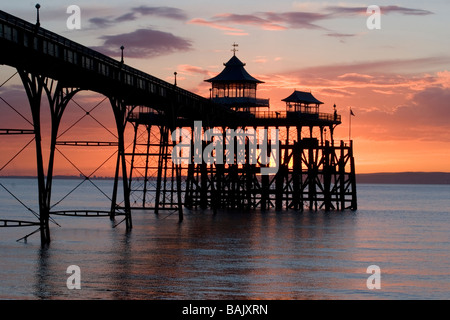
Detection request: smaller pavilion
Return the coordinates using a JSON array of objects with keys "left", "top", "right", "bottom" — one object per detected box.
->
[{"left": 282, "top": 90, "right": 324, "bottom": 114}]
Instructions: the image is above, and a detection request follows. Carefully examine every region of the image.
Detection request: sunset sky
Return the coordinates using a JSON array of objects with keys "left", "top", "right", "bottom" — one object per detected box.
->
[{"left": 1, "top": 0, "right": 449, "bottom": 176}]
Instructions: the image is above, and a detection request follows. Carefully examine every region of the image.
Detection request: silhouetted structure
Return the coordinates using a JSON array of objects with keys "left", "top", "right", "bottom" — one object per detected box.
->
[
  {"left": 0, "top": 9, "right": 356, "bottom": 245},
  {"left": 129, "top": 53, "right": 357, "bottom": 215},
  {"left": 205, "top": 54, "right": 269, "bottom": 113}
]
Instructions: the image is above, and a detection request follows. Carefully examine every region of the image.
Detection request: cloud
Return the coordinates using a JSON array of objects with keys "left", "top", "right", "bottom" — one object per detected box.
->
[
  {"left": 405, "top": 86, "right": 450, "bottom": 125},
  {"left": 372, "top": 89, "right": 396, "bottom": 95},
  {"left": 189, "top": 11, "right": 328, "bottom": 33},
  {"left": 0, "top": 86, "right": 34, "bottom": 127},
  {"left": 131, "top": 6, "right": 188, "bottom": 21},
  {"left": 337, "top": 73, "right": 374, "bottom": 82},
  {"left": 89, "top": 17, "right": 114, "bottom": 28},
  {"left": 261, "top": 12, "right": 328, "bottom": 30},
  {"left": 88, "top": 6, "right": 191, "bottom": 58},
  {"left": 92, "top": 29, "right": 192, "bottom": 58},
  {"left": 353, "top": 85, "right": 450, "bottom": 142},
  {"left": 326, "top": 32, "right": 357, "bottom": 37},
  {"left": 197, "top": 57, "right": 448, "bottom": 102},
  {"left": 290, "top": 61, "right": 450, "bottom": 142},
  {"left": 188, "top": 18, "right": 243, "bottom": 32},
  {"left": 318, "top": 88, "right": 355, "bottom": 98},
  {"left": 253, "top": 57, "right": 268, "bottom": 64},
  {"left": 89, "top": 6, "right": 188, "bottom": 28},
  {"left": 115, "top": 12, "right": 138, "bottom": 23},
  {"left": 326, "top": 5, "right": 434, "bottom": 16},
  {"left": 435, "top": 71, "right": 450, "bottom": 89},
  {"left": 288, "top": 57, "right": 450, "bottom": 83},
  {"left": 326, "top": 32, "right": 358, "bottom": 42},
  {"left": 190, "top": 5, "right": 432, "bottom": 37},
  {"left": 225, "top": 32, "right": 250, "bottom": 37},
  {"left": 214, "top": 13, "right": 288, "bottom": 30},
  {"left": 256, "top": 57, "right": 450, "bottom": 139},
  {"left": 177, "top": 64, "right": 212, "bottom": 76}
]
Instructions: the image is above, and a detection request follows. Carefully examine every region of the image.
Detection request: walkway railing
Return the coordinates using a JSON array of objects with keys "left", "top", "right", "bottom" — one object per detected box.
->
[
  {"left": 252, "top": 111, "right": 341, "bottom": 122},
  {"left": 212, "top": 97, "right": 270, "bottom": 107}
]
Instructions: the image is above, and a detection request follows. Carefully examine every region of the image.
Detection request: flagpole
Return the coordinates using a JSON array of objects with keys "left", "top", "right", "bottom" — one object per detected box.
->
[{"left": 349, "top": 107, "right": 352, "bottom": 141}]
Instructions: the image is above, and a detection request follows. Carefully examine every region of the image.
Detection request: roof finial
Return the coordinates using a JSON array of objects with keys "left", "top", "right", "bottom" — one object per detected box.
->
[{"left": 231, "top": 42, "right": 238, "bottom": 56}]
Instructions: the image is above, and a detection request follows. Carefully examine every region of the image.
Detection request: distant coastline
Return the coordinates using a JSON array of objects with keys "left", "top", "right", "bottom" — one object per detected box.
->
[
  {"left": 357, "top": 172, "right": 450, "bottom": 185},
  {"left": 1, "top": 172, "right": 450, "bottom": 184}
]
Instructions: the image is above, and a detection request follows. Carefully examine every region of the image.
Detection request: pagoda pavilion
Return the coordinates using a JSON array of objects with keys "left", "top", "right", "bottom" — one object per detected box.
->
[{"left": 205, "top": 52, "right": 269, "bottom": 114}]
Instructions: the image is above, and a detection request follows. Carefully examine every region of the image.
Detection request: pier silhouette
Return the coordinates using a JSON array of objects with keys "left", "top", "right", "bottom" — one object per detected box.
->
[{"left": 0, "top": 9, "right": 356, "bottom": 245}]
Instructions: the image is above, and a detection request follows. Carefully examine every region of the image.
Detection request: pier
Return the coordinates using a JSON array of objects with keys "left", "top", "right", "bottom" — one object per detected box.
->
[{"left": 0, "top": 8, "right": 356, "bottom": 245}]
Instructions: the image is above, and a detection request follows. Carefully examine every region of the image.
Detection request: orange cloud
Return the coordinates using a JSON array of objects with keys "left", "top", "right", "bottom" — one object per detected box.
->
[
  {"left": 177, "top": 64, "right": 212, "bottom": 76},
  {"left": 224, "top": 32, "right": 250, "bottom": 36},
  {"left": 188, "top": 18, "right": 243, "bottom": 32}
]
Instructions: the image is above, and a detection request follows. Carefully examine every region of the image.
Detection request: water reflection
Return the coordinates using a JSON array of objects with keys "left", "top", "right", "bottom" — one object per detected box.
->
[
  {"left": 21, "top": 202, "right": 450, "bottom": 300},
  {"left": 31, "top": 210, "right": 362, "bottom": 299},
  {"left": 6, "top": 184, "right": 447, "bottom": 299},
  {"left": 34, "top": 247, "right": 52, "bottom": 299}
]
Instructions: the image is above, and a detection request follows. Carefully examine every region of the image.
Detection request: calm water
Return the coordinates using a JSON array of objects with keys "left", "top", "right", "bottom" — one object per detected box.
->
[{"left": 0, "top": 178, "right": 449, "bottom": 300}]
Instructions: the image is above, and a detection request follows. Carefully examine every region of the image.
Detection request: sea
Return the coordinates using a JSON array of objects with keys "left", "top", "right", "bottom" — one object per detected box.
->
[{"left": 0, "top": 178, "right": 449, "bottom": 300}]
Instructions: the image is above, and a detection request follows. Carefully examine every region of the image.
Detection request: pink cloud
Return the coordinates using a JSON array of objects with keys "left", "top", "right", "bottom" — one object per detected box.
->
[
  {"left": 267, "top": 57, "right": 450, "bottom": 95},
  {"left": 337, "top": 73, "right": 374, "bottom": 82},
  {"left": 190, "top": 6, "right": 432, "bottom": 37},
  {"left": 224, "top": 31, "right": 250, "bottom": 36},
  {"left": 253, "top": 58, "right": 268, "bottom": 64},
  {"left": 213, "top": 13, "right": 287, "bottom": 30},
  {"left": 188, "top": 18, "right": 243, "bottom": 32},
  {"left": 339, "top": 85, "right": 450, "bottom": 143},
  {"left": 317, "top": 88, "right": 355, "bottom": 98},
  {"left": 251, "top": 56, "right": 450, "bottom": 145},
  {"left": 190, "top": 11, "right": 324, "bottom": 34},
  {"left": 177, "top": 64, "right": 213, "bottom": 77},
  {"left": 372, "top": 89, "right": 396, "bottom": 95}
]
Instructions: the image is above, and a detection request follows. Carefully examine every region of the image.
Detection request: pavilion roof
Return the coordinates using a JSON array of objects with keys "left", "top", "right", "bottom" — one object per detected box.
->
[
  {"left": 205, "top": 55, "right": 264, "bottom": 84},
  {"left": 282, "top": 90, "right": 323, "bottom": 105}
]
